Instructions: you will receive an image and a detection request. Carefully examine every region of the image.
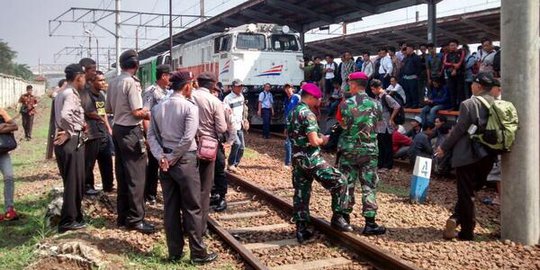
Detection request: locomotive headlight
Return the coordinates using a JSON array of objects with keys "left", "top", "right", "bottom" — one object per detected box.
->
[
  {"left": 282, "top": 25, "right": 290, "bottom": 34},
  {"left": 247, "top": 23, "right": 257, "bottom": 32}
]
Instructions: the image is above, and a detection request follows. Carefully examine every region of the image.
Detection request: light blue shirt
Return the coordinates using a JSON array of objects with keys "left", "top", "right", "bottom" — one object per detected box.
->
[{"left": 258, "top": 91, "right": 274, "bottom": 109}]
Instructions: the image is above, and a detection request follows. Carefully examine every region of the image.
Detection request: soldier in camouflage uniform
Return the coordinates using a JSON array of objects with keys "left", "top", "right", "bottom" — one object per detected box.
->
[
  {"left": 338, "top": 72, "right": 387, "bottom": 235},
  {"left": 287, "top": 83, "right": 353, "bottom": 243}
]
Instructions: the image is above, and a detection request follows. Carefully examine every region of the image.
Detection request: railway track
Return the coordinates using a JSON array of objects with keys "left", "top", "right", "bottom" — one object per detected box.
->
[{"left": 207, "top": 172, "right": 421, "bottom": 270}]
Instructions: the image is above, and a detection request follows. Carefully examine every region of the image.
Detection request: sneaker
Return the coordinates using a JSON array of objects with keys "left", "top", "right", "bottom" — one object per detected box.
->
[
  {"left": 227, "top": 165, "right": 238, "bottom": 173},
  {"left": 4, "top": 207, "right": 19, "bottom": 221},
  {"left": 443, "top": 218, "right": 458, "bottom": 240}
]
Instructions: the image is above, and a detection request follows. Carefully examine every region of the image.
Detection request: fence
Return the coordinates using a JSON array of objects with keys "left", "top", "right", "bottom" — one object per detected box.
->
[{"left": 0, "top": 73, "right": 46, "bottom": 108}]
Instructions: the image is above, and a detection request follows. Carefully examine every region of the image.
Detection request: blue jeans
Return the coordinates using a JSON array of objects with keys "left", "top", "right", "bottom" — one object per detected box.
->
[
  {"left": 421, "top": 104, "right": 446, "bottom": 125},
  {"left": 284, "top": 137, "right": 292, "bottom": 166},
  {"left": 0, "top": 153, "right": 14, "bottom": 211},
  {"left": 261, "top": 108, "right": 272, "bottom": 138},
  {"left": 228, "top": 130, "right": 245, "bottom": 167}
]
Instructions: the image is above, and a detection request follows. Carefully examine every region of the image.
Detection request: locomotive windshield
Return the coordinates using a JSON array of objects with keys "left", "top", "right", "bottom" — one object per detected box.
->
[
  {"left": 270, "top": 34, "right": 299, "bottom": 51},
  {"left": 236, "top": 33, "right": 266, "bottom": 50}
]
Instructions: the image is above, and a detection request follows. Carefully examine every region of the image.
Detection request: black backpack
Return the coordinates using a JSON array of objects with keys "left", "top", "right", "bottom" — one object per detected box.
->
[{"left": 381, "top": 93, "right": 405, "bottom": 125}]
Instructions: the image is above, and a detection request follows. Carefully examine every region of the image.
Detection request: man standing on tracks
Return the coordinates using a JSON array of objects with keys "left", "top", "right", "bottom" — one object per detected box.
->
[
  {"left": 142, "top": 64, "right": 172, "bottom": 205},
  {"left": 287, "top": 83, "right": 353, "bottom": 243},
  {"left": 18, "top": 85, "right": 38, "bottom": 141},
  {"left": 191, "top": 72, "right": 228, "bottom": 234},
  {"left": 106, "top": 49, "right": 155, "bottom": 234},
  {"left": 224, "top": 79, "right": 246, "bottom": 173},
  {"left": 53, "top": 64, "right": 87, "bottom": 233},
  {"left": 257, "top": 83, "right": 274, "bottom": 139},
  {"left": 338, "top": 72, "right": 387, "bottom": 235},
  {"left": 147, "top": 71, "right": 217, "bottom": 264}
]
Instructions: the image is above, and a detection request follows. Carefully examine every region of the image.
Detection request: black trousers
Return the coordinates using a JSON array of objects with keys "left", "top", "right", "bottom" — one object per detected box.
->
[
  {"left": 447, "top": 74, "right": 465, "bottom": 109},
  {"left": 145, "top": 152, "right": 160, "bottom": 200},
  {"left": 54, "top": 135, "right": 85, "bottom": 227},
  {"left": 377, "top": 132, "right": 394, "bottom": 169},
  {"left": 454, "top": 155, "right": 496, "bottom": 239},
  {"left": 21, "top": 113, "right": 34, "bottom": 139},
  {"left": 211, "top": 143, "right": 227, "bottom": 197},
  {"left": 85, "top": 136, "right": 114, "bottom": 191},
  {"left": 112, "top": 125, "right": 147, "bottom": 226},
  {"left": 160, "top": 152, "right": 206, "bottom": 258},
  {"left": 199, "top": 159, "right": 215, "bottom": 233}
]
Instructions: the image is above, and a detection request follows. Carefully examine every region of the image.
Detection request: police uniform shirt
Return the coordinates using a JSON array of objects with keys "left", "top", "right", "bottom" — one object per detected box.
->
[
  {"left": 147, "top": 93, "right": 199, "bottom": 162},
  {"left": 258, "top": 90, "right": 274, "bottom": 109},
  {"left": 105, "top": 71, "right": 144, "bottom": 126},
  {"left": 191, "top": 87, "right": 228, "bottom": 139},
  {"left": 55, "top": 86, "right": 85, "bottom": 136},
  {"left": 81, "top": 87, "right": 108, "bottom": 140},
  {"left": 223, "top": 91, "right": 244, "bottom": 131},
  {"left": 143, "top": 84, "right": 171, "bottom": 110}
]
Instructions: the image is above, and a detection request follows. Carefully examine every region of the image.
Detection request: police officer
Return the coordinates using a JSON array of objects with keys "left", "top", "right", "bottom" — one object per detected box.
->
[
  {"left": 287, "top": 83, "right": 352, "bottom": 243},
  {"left": 106, "top": 49, "right": 155, "bottom": 234},
  {"left": 54, "top": 64, "right": 87, "bottom": 233},
  {"left": 147, "top": 71, "right": 218, "bottom": 264},
  {"left": 338, "top": 72, "right": 386, "bottom": 235},
  {"left": 142, "top": 64, "right": 172, "bottom": 205}
]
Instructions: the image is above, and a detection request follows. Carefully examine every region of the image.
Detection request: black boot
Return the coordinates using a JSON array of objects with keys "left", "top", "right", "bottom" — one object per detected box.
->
[
  {"left": 214, "top": 196, "right": 227, "bottom": 212},
  {"left": 331, "top": 214, "right": 353, "bottom": 232},
  {"left": 343, "top": 213, "right": 350, "bottom": 224},
  {"left": 209, "top": 194, "right": 220, "bottom": 208},
  {"left": 296, "top": 222, "right": 313, "bottom": 243},
  {"left": 362, "top": 217, "right": 386, "bottom": 235}
]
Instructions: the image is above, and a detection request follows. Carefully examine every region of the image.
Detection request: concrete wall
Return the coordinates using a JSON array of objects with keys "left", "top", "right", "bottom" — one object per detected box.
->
[{"left": 0, "top": 73, "right": 46, "bottom": 108}]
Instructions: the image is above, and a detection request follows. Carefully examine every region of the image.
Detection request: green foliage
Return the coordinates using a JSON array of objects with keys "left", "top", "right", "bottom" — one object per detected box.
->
[{"left": 0, "top": 39, "right": 34, "bottom": 80}]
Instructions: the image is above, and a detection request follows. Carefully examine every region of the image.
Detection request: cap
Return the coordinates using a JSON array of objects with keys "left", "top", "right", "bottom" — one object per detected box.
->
[
  {"left": 411, "top": 116, "right": 423, "bottom": 125},
  {"left": 64, "top": 64, "right": 85, "bottom": 78},
  {"left": 232, "top": 79, "right": 243, "bottom": 87},
  {"left": 398, "top": 125, "right": 407, "bottom": 134},
  {"left": 170, "top": 71, "right": 194, "bottom": 85},
  {"left": 473, "top": 72, "right": 497, "bottom": 87},
  {"left": 119, "top": 49, "right": 138, "bottom": 67},
  {"left": 197, "top": 72, "right": 217, "bottom": 82},
  {"left": 300, "top": 83, "right": 322, "bottom": 99},
  {"left": 348, "top": 71, "right": 369, "bottom": 81},
  {"left": 492, "top": 77, "right": 501, "bottom": 87}
]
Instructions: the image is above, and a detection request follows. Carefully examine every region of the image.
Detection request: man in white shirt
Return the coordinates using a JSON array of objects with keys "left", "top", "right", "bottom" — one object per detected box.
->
[
  {"left": 324, "top": 55, "right": 337, "bottom": 97},
  {"left": 224, "top": 79, "right": 246, "bottom": 172},
  {"left": 478, "top": 38, "right": 496, "bottom": 76},
  {"left": 361, "top": 51, "right": 374, "bottom": 79},
  {"left": 386, "top": 76, "right": 406, "bottom": 104},
  {"left": 375, "top": 48, "right": 393, "bottom": 89}
]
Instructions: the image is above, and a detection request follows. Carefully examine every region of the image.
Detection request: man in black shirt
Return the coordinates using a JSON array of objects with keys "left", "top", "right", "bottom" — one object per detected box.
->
[
  {"left": 400, "top": 44, "right": 422, "bottom": 108},
  {"left": 81, "top": 71, "right": 114, "bottom": 193}
]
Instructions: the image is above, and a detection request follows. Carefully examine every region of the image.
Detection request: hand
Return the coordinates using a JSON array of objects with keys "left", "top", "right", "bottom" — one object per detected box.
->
[
  {"left": 435, "top": 146, "right": 445, "bottom": 158},
  {"left": 451, "top": 69, "right": 457, "bottom": 77},
  {"left": 257, "top": 110, "right": 261, "bottom": 117},
  {"left": 53, "top": 131, "right": 70, "bottom": 146},
  {"left": 243, "top": 120, "right": 250, "bottom": 131},
  {"left": 160, "top": 157, "right": 170, "bottom": 172},
  {"left": 322, "top": 135, "right": 330, "bottom": 145},
  {"left": 223, "top": 143, "right": 232, "bottom": 150},
  {"left": 271, "top": 109, "right": 275, "bottom": 115},
  {"left": 108, "top": 127, "right": 113, "bottom": 135}
]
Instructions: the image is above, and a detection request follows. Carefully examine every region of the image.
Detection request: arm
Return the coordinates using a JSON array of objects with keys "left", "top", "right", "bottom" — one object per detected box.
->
[
  {"left": 0, "top": 121, "right": 18, "bottom": 133},
  {"left": 442, "top": 53, "right": 451, "bottom": 68},
  {"left": 441, "top": 103, "right": 472, "bottom": 152},
  {"left": 126, "top": 81, "right": 149, "bottom": 120},
  {"left": 60, "top": 92, "right": 79, "bottom": 135},
  {"left": 307, "top": 132, "right": 326, "bottom": 147},
  {"left": 387, "top": 95, "right": 401, "bottom": 125},
  {"left": 384, "top": 58, "right": 393, "bottom": 76},
  {"left": 146, "top": 113, "right": 163, "bottom": 161},
  {"left": 257, "top": 92, "right": 263, "bottom": 116},
  {"left": 171, "top": 106, "right": 199, "bottom": 159},
  {"left": 454, "top": 50, "right": 465, "bottom": 69},
  {"left": 105, "top": 84, "right": 113, "bottom": 114},
  {"left": 214, "top": 101, "right": 228, "bottom": 134},
  {"left": 426, "top": 58, "right": 432, "bottom": 83}
]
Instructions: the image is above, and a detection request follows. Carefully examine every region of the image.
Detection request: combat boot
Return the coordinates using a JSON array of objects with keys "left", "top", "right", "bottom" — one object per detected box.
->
[
  {"left": 343, "top": 213, "right": 350, "bottom": 224},
  {"left": 295, "top": 222, "right": 313, "bottom": 243},
  {"left": 213, "top": 196, "right": 227, "bottom": 212},
  {"left": 331, "top": 214, "right": 353, "bottom": 232},
  {"left": 209, "top": 194, "right": 220, "bottom": 208},
  {"left": 362, "top": 217, "right": 386, "bottom": 235}
]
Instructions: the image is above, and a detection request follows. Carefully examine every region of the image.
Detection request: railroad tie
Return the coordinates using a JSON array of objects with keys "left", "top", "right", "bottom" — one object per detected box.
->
[
  {"left": 243, "top": 238, "right": 299, "bottom": 251},
  {"left": 228, "top": 223, "right": 292, "bottom": 234},
  {"left": 219, "top": 211, "right": 268, "bottom": 220},
  {"left": 271, "top": 257, "right": 352, "bottom": 270},
  {"left": 227, "top": 199, "right": 253, "bottom": 207}
]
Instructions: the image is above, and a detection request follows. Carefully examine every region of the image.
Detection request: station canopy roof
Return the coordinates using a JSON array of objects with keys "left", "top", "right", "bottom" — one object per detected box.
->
[
  {"left": 305, "top": 7, "right": 500, "bottom": 57},
  {"left": 138, "top": 0, "right": 429, "bottom": 60}
]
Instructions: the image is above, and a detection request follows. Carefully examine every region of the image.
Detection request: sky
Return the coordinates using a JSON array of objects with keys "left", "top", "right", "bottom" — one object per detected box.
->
[{"left": 0, "top": 0, "right": 500, "bottom": 71}]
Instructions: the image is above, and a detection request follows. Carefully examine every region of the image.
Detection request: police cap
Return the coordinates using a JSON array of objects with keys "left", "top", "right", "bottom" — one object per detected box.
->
[
  {"left": 197, "top": 72, "right": 217, "bottom": 82},
  {"left": 119, "top": 49, "right": 139, "bottom": 69}
]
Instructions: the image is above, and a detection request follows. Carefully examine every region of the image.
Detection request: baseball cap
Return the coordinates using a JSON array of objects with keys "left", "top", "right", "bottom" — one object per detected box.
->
[
  {"left": 300, "top": 83, "right": 322, "bottom": 99},
  {"left": 473, "top": 72, "right": 497, "bottom": 87},
  {"left": 411, "top": 116, "right": 423, "bottom": 125}
]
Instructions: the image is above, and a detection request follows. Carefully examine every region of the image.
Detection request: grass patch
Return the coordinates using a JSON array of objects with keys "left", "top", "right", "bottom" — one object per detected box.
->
[
  {"left": 242, "top": 148, "right": 259, "bottom": 159},
  {"left": 125, "top": 242, "right": 198, "bottom": 270},
  {"left": 379, "top": 182, "right": 409, "bottom": 198}
]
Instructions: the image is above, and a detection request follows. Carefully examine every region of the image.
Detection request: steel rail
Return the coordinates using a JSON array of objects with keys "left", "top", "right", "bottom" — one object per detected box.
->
[{"left": 225, "top": 172, "right": 422, "bottom": 270}]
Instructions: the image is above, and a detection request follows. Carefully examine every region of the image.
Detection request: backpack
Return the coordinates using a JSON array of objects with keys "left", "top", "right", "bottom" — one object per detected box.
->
[
  {"left": 381, "top": 94, "right": 405, "bottom": 125},
  {"left": 468, "top": 55, "right": 480, "bottom": 75},
  {"left": 471, "top": 96, "right": 519, "bottom": 153}
]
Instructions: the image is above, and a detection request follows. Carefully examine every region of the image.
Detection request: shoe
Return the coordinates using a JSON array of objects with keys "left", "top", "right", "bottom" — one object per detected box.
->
[
  {"left": 127, "top": 221, "right": 156, "bottom": 234},
  {"left": 58, "top": 221, "right": 87, "bottom": 233},
  {"left": 210, "top": 194, "right": 220, "bottom": 208},
  {"left": 295, "top": 222, "right": 313, "bottom": 243},
  {"left": 191, "top": 251, "right": 218, "bottom": 264},
  {"left": 4, "top": 207, "right": 19, "bottom": 221},
  {"left": 227, "top": 165, "right": 237, "bottom": 173},
  {"left": 213, "top": 197, "right": 227, "bottom": 212},
  {"left": 343, "top": 213, "right": 350, "bottom": 224},
  {"left": 85, "top": 188, "right": 100, "bottom": 196},
  {"left": 145, "top": 195, "right": 157, "bottom": 206},
  {"left": 331, "top": 214, "right": 353, "bottom": 232},
  {"left": 362, "top": 221, "right": 386, "bottom": 235},
  {"left": 443, "top": 218, "right": 458, "bottom": 240},
  {"left": 168, "top": 253, "right": 184, "bottom": 263}
]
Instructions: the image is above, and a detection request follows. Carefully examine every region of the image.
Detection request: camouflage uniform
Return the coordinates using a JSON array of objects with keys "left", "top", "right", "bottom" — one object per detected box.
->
[
  {"left": 287, "top": 102, "right": 348, "bottom": 222},
  {"left": 338, "top": 92, "right": 383, "bottom": 218}
]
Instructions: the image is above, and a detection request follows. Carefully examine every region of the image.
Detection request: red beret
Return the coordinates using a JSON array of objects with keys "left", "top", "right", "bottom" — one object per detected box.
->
[
  {"left": 300, "top": 83, "right": 322, "bottom": 99},
  {"left": 348, "top": 71, "right": 368, "bottom": 81}
]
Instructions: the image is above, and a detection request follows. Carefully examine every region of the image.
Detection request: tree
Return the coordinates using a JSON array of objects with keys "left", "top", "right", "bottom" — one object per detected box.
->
[{"left": 0, "top": 39, "right": 34, "bottom": 80}]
